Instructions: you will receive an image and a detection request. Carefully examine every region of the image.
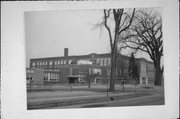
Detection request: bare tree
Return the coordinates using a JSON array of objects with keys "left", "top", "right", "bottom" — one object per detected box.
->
[
  {"left": 102, "top": 8, "right": 135, "bottom": 92},
  {"left": 122, "top": 9, "right": 163, "bottom": 85}
]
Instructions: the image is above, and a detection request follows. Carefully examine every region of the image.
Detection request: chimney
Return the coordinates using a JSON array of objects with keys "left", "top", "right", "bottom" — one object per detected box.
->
[{"left": 64, "top": 48, "right": 68, "bottom": 57}]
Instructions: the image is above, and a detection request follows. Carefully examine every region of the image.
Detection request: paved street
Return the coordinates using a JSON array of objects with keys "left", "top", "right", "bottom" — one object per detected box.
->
[
  {"left": 59, "top": 93, "right": 164, "bottom": 108},
  {"left": 50, "top": 86, "right": 164, "bottom": 109},
  {"left": 27, "top": 84, "right": 164, "bottom": 109},
  {"left": 50, "top": 95, "right": 163, "bottom": 109}
]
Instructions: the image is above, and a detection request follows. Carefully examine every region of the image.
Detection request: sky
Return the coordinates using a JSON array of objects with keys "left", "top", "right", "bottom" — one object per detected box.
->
[{"left": 25, "top": 9, "right": 151, "bottom": 67}]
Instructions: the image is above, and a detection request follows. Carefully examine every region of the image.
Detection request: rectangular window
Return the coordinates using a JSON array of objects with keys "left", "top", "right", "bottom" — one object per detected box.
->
[
  {"left": 89, "top": 68, "right": 92, "bottom": 75},
  {"left": 108, "top": 58, "right": 111, "bottom": 66},
  {"left": 30, "top": 70, "right": 34, "bottom": 73},
  {"left": 104, "top": 58, "right": 107, "bottom": 66},
  {"left": 93, "top": 68, "right": 102, "bottom": 75},
  {"left": 68, "top": 60, "right": 72, "bottom": 64},
  {"left": 107, "top": 70, "right": 111, "bottom": 76},
  {"left": 32, "top": 62, "right": 36, "bottom": 66},
  {"left": 49, "top": 61, "right": 53, "bottom": 65},
  {"left": 56, "top": 74, "right": 58, "bottom": 80},
  {"left": 96, "top": 59, "right": 100, "bottom": 64},
  {"left": 54, "top": 74, "right": 56, "bottom": 80},
  {"left": 100, "top": 59, "right": 103, "bottom": 66}
]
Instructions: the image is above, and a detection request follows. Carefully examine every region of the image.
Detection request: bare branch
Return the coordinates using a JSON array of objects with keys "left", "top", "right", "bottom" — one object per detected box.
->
[
  {"left": 104, "top": 9, "right": 113, "bottom": 49},
  {"left": 118, "top": 8, "right": 136, "bottom": 35}
]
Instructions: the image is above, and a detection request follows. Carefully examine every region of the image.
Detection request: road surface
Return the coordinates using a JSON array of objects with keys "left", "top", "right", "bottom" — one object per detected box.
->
[
  {"left": 50, "top": 93, "right": 164, "bottom": 109},
  {"left": 27, "top": 85, "right": 164, "bottom": 109}
]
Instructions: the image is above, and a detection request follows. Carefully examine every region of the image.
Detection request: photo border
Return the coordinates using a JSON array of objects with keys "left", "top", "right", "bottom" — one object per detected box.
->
[{"left": 1, "top": 1, "right": 179, "bottom": 119}]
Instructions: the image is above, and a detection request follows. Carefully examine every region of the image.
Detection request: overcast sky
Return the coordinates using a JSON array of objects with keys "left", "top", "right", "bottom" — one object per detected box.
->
[{"left": 25, "top": 9, "right": 151, "bottom": 67}]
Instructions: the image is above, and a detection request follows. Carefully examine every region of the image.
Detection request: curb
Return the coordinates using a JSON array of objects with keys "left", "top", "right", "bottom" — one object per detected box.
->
[{"left": 27, "top": 93, "right": 152, "bottom": 109}]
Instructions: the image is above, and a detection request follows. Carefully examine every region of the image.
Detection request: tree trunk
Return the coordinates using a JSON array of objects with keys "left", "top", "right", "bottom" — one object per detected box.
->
[
  {"left": 154, "top": 65, "right": 163, "bottom": 85},
  {"left": 109, "top": 49, "right": 116, "bottom": 92},
  {"left": 154, "top": 55, "right": 163, "bottom": 86}
]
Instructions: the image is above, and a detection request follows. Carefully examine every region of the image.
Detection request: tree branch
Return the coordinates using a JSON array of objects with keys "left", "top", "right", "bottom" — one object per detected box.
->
[{"left": 104, "top": 9, "right": 113, "bottom": 49}]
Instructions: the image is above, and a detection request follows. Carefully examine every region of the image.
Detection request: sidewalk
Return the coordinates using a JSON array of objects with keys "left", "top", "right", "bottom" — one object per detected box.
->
[
  {"left": 27, "top": 85, "right": 164, "bottom": 109},
  {"left": 27, "top": 91, "right": 152, "bottom": 109}
]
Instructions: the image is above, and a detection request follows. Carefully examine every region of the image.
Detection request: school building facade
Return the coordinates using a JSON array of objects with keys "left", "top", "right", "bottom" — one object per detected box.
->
[{"left": 27, "top": 48, "right": 155, "bottom": 85}]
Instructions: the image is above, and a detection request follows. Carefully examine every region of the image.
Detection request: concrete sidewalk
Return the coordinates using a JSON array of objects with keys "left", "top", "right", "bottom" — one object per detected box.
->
[
  {"left": 27, "top": 91, "right": 152, "bottom": 109},
  {"left": 27, "top": 85, "right": 164, "bottom": 109}
]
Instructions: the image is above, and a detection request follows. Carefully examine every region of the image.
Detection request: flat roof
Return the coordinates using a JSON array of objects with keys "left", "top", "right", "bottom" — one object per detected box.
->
[{"left": 30, "top": 53, "right": 153, "bottom": 63}]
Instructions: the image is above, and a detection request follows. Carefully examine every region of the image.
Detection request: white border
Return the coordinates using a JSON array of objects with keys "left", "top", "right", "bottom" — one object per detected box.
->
[{"left": 1, "top": 1, "right": 179, "bottom": 119}]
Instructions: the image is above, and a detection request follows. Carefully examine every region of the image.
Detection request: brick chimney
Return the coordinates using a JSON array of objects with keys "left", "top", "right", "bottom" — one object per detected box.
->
[{"left": 64, "top": 48, "right": 68, "bottom": 57}]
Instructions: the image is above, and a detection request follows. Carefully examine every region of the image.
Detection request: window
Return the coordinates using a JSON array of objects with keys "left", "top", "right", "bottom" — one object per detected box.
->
[
  {"left": 69, "top": 60, "right": 72, "bottom": 64},
  {"left": 108, "top": 58, "right": 111, "bottom": 66},
  {"left": 49, "top": 61, "right": 53, "bottom": 65},
  {"left": 89, "top": 68, "right": 92, "bottom": 75},
  {"left": 93, "top": 68, "right": 102, "bottom": 75},
  {"left": 147, "top": 64, "right": 154, "bottom": 71},
  {"left": 30, "top": 70, "right": 33, "bottom": 73},
  {"left": 100, "top": 59, "right": 104, "bottom": 66},
  {"left": 104, "top": 58, "right": 107, "bottom": 66},
  {"left": 57, "top": 74, "right": 59, "bottom": 80},
  {"left": 53, "top": 74, "right": 55, "bottom": 79},
  {"left": 64, "top": 60, "right": 66, "bottom": 64},
  {"left": 32, "top": 62, "right": 36, "bottom": 66},
  {"left": 54, "top": 61, "right": 56, "bottom": 65},
  {"left": 107, "top": 70, "right": 111, "bottom": 76},
  {"left": 96, "top": 58, "right": 100, "bottom": 64},
  {"left": 55, "top": 74, "right": 58, "bottom": 80}
]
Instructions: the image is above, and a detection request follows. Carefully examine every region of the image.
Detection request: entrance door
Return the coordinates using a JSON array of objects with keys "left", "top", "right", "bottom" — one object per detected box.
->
[{"left": 142, "top": 77, "right": 146, "bottom": 84}]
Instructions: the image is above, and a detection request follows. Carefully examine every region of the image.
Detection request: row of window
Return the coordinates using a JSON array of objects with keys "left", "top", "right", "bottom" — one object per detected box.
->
[
  {"left": 32, "top": 60, "right": 73, "bottom": 66},
  {"left": 96, "top": 58, "right": 111, "bottom": 66},
  {"left": 147, "top": 72, "right": 154, "bottom": 77},
  {"left": 147, "top": 64, "right": 154, "bottom": 71},
  {"left": 89, "top": 68, "right": 102, "bottom": 75},
  {"left": 27, "top": 69, "right": 34, "bottom": 73},
  {"left": 32, "top": 58, "right": 112, "bottom": 67},
  {"left": 44, "top": 73, "right": 59, "bottom": 80},
  {"left": 27, "top": 73, "right": 59, "bottom": 82},
  {"left": 27, "top": 77, "right": 33, "bottom": 80},
  {"left": 44, "top": 78, "right": 59, "bottom": 81}
]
